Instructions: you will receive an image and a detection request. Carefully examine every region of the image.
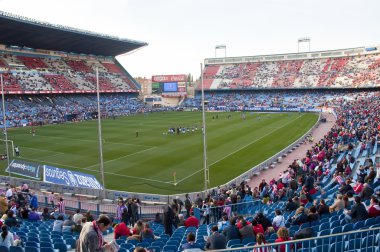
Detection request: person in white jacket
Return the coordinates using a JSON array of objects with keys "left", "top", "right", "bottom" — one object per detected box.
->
[{"left": 0, "top": 225, "right": 14, "bottom": 248}]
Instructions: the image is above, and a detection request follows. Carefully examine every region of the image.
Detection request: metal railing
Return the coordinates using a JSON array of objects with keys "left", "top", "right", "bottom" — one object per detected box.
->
[{"left": 215, "top": 226, "right": 380, "bottom": 252}]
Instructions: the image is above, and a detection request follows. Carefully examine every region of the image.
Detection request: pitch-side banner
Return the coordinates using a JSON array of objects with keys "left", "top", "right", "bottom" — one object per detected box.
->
[
  {"left": 152, "top": 74, "right": 187, "bottom": 82},
  {"left": 43, "top": 165, "right": 103, "bottom": 190},
  {"left": 5, "top": 159, "right": 41, "bottom": 180}
]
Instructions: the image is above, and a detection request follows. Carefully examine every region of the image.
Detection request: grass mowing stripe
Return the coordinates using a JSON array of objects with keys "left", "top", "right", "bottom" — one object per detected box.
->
[{"left": 176, "top": 114, "right": 305, "bottom": 185}]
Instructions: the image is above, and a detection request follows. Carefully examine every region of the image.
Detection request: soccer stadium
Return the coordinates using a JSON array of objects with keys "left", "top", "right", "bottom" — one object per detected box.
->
[{"left": 0, "top": 4, "right": 378, "bottom": 252}]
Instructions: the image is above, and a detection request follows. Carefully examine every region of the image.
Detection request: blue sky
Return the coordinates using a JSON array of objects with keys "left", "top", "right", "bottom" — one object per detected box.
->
[{"left": 0, "top": 0, "right": 379, "bottom": 78}]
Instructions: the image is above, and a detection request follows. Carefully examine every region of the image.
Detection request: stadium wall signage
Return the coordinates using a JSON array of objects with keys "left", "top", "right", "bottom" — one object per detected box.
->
[
  {"left": 5, "top": 159, "right": 41, "bottom": 180},
  {"left": 43, "top": 165, "right": 103, "bottom": 190},
  {"left": 210, "top": 106, "right": 322, "bottom": 112},
  {"left": 152, "top": 74, "right": 187, "bottom": 82}
]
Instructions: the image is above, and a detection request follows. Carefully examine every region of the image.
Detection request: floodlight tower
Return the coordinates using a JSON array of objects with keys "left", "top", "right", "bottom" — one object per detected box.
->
[
  {"left": 215, "top": 45, "right": 227, "bottom": 58},
  {"left": 297, "top": 38, "right": 311, "bottom": 53},
  {"left": 200, "top": 63, "right": 210, "bottom": 192}
]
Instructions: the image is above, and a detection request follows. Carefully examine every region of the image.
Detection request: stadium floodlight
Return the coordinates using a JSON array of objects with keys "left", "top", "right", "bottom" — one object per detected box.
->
[
  {"left": 96, "top": 67, "right": 106, "bottom": 200},
  {"left": 297, "top": 37, "right": 311, "bottom": 53},
  {"left": 215, "top": 45, "right": 227, "bottom": 58},
  {"left": 200, "top": 63, "right": 210, "bottom": 192},
  {"left": 0, "top": 74, "right": 11, "bottom": 184}
]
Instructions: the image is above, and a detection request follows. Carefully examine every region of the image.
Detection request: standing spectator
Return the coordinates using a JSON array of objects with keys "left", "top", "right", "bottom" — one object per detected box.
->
[
  {"left": 29, "top": 191, "right": 38, "bottom": 210},
  {"left": 0, "top": 225, "right": 14, "bottom": 248},
  {"left": 238, "top": 219, "right": 254, "bottom": 240},
  {"left": 41, "top": 207, "right": 51, "bottom": 221},
  {"left": 217, "top": 215, "right": 229, "bottom": 232},
  {"left": 48, "top": 192, "right": 56, "bottom": 208},
  {"left": 57, "top": 197, "right": 65, "bottom": 214},
  {"left": 185, "top": 212, "right": 199, "bottom": 228},
  {"left": 74, "top": 209, "right": 84, "bottom": 224},
  {"left": 5, "top": 186, "right": 13, "bottom": 200},
  {"left": 131, "top": 200, "right": 139, "bottom": 227},
  {"left": 184, "top": 193, "right": 192, "bottom": 218},
  {"left": 77, "top": 214, "right": 112, "bottom": 252},
  {"left": 316, "top": 199, "right": 330, "bottom": 215},
  {"left": 345, "top": 196, "right": 368, "bottom": 223},
  {"left": 205, "top": 225, "right": 226, "bottom": 250},
  {"left": 163, "top": 203, "right": 177, "bottom": 236},
  {"left": 28, "top": 208, "right": 41, "bottom": 222},
  {"left": 116, "top": 200, "right": 126, "bottom": 222},
  {"left": 275, "top": 227, "right": 293, "bottom": 252}
]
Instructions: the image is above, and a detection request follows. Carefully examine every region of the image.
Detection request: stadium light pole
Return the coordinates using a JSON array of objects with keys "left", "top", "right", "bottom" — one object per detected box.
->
[
  {"left": 96, "top": 68, "right": 106, "bottom": 200},
  {"left": 200, "top": 63, "right": 210, "bottom": 192},
  {"left": 297, "top": 38, "right": 311, "bottom": 53},
  {"left": 215, "top": 45, "right": 226, "bottom": 58},
  {"left": 0, "top": 74, "right": 11, "bottom": 184}
]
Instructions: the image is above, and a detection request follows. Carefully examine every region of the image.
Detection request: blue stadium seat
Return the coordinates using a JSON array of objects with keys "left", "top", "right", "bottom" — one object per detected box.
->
[
  {"left": 25, "top": 241, "right": 39, "bottom": 248},
  {"left": 346, "top": 239, "right": 362, "bottom": 250},
  {"left": 26, "top": 237, "right": 39, "bottom": 243},
  {"left": 40, "top": 248, "right": 55, "bottom": 252},
  {"left": 227, "top": 239, "right": 242, "bottom": 247},
  {"left": 54, "top": 243, "right": 68, "bottom": 252},
  {"left": 127, "top": 239, "right": 139, "bottom": 246},
  {"left": 116, "top": 239, "right": 126, "bottom": 245},
  {"left": 242, "top": 237, "right": 256, "bottom": 245},
  {"left": 329, "top": 242, "right": 344, "bottom": 252},
  {"left": 147, "top": 246, "right": 161, "bottom": 252},
  {"left": 40, "top": 241, "right": 53, "bottom": 248},
  {"left": 9, "top": 247, "right": 23, "bottom": 252},
  {"left": 151, "top": 241, "right": 165, "bottom": 249},
  {"left": 136, "top": 242, "right": 150, "bottom": 248},
  {"left": 162, "top": 245, "right": 177, "bottom": 252},
  {"left": 24, "top": 247, "right": 39, "bottom": 252},
  {"left": 65, "top": 238, "right": 76, "bottom": 249},
  {"left": 0, "top": 246, "right": 9, "bottom": 252},
  {"left": 120, "top": 243, "right": 135, "bottom": 250}
]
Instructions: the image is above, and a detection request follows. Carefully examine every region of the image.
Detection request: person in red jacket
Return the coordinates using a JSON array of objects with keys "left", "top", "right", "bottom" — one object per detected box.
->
[
  {"left": 185, "top": 212, "right": 199, "bottom": 228},
  {"left": 114, "top": 222, "right": 131, "bottom": 239},
  {"left": 368, "top": 196, "right": 380, "bottom": 218},
  {"left": 252, "top": 220, "right": 264, "bottom": 235}
]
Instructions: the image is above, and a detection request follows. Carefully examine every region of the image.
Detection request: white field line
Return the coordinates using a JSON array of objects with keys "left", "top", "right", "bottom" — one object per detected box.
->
[
  {"left": 21, "top": 146, "right": 65, "bottom": 155},
  {"left": 176, "top": 114, "right": 305, "bottom": 184}
]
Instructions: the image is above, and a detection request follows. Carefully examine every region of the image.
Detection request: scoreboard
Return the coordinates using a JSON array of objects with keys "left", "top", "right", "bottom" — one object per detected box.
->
[{"left": 151, "top": 74, "right": 187, "bottom": 94}]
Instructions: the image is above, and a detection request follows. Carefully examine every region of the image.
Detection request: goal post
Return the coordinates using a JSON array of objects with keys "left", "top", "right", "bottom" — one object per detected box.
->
[{"left": 0, "top": 139, "right": 14, "bottom": 157}]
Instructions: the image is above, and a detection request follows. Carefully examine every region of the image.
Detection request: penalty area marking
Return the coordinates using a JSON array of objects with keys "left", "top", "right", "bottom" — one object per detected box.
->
[{"left": 175, "top": 114, "right": 305, "bottom": 185}]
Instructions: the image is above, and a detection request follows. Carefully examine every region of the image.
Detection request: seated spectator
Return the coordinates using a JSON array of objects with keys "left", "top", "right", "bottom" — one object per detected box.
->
[
  {"left": 238, "top": 218, "right": 254, "bottom": 239},
  {"left": 252, "top": 220, "right": 264, "bottom": 235},
  {"left": 329, "top": 194, "right": 345, "bottom": 212},
  {"left": 316, "top": 199, "right": 330, "bottom": 215},
  {"left": 185, "top": 212, "right": 199, "bottom": 228},
  {"left": 62, "top": 216, "right": 75, "bottom": 233},
  {"left": 307, "top": 206, "right": 320, "bottom": 222},
  {"left": 354, "top": 182, "right": 364, "bottom": 194},
  {"left": 367, "top": 196, "right": 380, "bottom": 218},
  {"left": 275, "top": 227, "right": 293, "bottom": 252},
  {"left": 222, "top": 217, "right": 240, "bottom": 241},
  {"left": 217, "top": 214, "right": 229, "bottom": 232},
  {"left": 52, "top": 215, "right": 64, "bottom": 232},
  {"left": 28, "top": 208, "right": 40, "bottom": 222},
  {"left": 41, "top": 207, "right": 51, "bottom": 221},
  {"left": 182, "top": 232, "right": 203, "bottom": 250},
  {"left": 255, "top": 213, "right": 272, "bottom": 232},
  {"left": 73, "top": 209, "right": 84, "bottom": 224},
  {"left": 290, "top": 207, "right": 308, "bottom": 225},
  {"left": 365, "top": 167, "right": 376, "bottom": 184},
  {"left": 0, "top": 225, "right": 14, "bottom": 248},
  {"left": 284, "top": 198, "right": 298, "bottom": 212},
  {"left": 253, "top": 233, "right": 268, "bottom": 252},
  {"left": 272, "top": 209, "right": 285, "bottom": 231},
  {"left": 4, "top": 211, "right": 18, "bottom": 228},
  {"left": 141, "top": 223, "right": 155, "bottom": 240},
  {"left": 360, "top": 183, "right": 374, "bottom": 201},
  {"left": 345, "top": 196, "right": 368, "bottom": 223},
  {"left": 132, "top": 220, "right": 144, "bottom": 235},
  {"left": 205, "top": 225, "right": 226, "bottom": 250}
]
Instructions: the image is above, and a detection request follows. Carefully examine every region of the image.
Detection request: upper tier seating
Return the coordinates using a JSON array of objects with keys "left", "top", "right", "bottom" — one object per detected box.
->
[
  {"left": 201, "top": 53, "right": 380, "bottom": 89},
  {"left": 17, "top": 56, "right": 48, "bottom": 69}
]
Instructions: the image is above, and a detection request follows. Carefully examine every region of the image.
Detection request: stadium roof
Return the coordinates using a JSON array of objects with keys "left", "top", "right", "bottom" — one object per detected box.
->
[{"left": 0, "top": 11, "right": 148, "bottom": 57}]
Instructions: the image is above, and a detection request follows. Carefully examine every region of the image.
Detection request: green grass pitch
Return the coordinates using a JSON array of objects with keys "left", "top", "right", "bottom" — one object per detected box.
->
[{"left": 0, "top": 111, "right": 318, "bottom": 195}]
